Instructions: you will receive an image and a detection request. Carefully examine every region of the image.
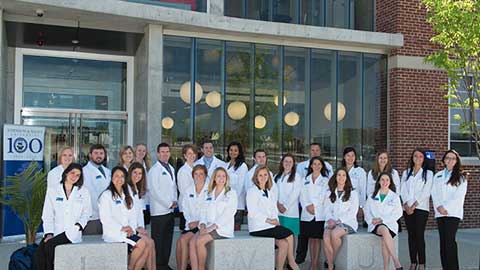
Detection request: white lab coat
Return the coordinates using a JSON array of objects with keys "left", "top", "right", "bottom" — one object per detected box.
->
[
  {"left": 431, "top": 169, "right": 468, "bottom": 219},
  {"left": 98, "top": 190, "right": 138, "bottom": 246},
  {"left": 366, "top": 169, "right": 401, "bottom": 197},
  {"left": 296, "top": 159, "right": 334, "bottom": 178},
  {"left": 400, "top": 168, "right": 433, "bottom": 212},
  {"left": 348, "top": 166, "right": 367, "bottom": 208},
  {"left": 246, "top": 186, "right": 279, "bottom": 232},
  {"left": 41, "top": 184, "right": 92, "bottom": 243},
  {"left": 177, "top": 163, "right": 194, "bottom": 212},
  {"left": 83, "top": 162, "right": 111, "bottom": 220},
  {"left": 227, "top": 162, "right": 249, "bottom": 210},
  {"left": 275, "top": 173, "right": 302, "bottom": 218},
  {"left": 200, "top": 187, "right": 238, "bottom": 238},
  {"left": 182, "top": 182, "right": 209, "bottom": 228},
  {"left": 194, "top": 156, "right": 227, "bottom": 179},
  {"left": 364, "top": 190, "right": 403, "bottom": 234},
  {"left": 324, "top": 189, "right": 359, "bottom": 232},
  {"left": 147, "top": 161, "right": 178, "bottom": 216},
  {"left": 244, "top": 165, "right": 276, "bottom": 198},
  {"left": 129, "top": 186, "right": 146, "bottom": 229},
  {"left": 47, "top": 165, "right": 64, "bottom": 188},
  {"left": 299, "top": 174, "right": 330, "bottom": 222}
]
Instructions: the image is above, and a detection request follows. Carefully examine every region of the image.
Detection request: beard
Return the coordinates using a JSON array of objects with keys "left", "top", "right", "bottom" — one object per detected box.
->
[{"left": 92, "top": 159, "right": 104, "bottom": 166}]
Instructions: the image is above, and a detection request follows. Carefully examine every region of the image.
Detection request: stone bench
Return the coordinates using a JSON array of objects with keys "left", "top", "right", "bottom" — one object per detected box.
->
[
  {"left": 334, "top": 231, "right": 399, "bottom": 270},
  {"left": 206, "top": 231, "right": 275, "bottom": 270},
  {"left": 54, "top": 235, "right": 127, "bottom": 270}
]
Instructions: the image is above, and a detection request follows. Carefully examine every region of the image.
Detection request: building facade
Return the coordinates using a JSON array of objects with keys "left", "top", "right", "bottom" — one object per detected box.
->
[{"left": 0, "top": 0, "right": 478, "bottom": 234}]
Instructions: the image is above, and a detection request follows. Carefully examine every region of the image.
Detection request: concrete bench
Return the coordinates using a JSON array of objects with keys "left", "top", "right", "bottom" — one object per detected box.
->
[
  {"left": 54, "top": 235, "right": 127, "bottom": 270},
  {"left": 206, "top": 231, "right": 275, "bottom": 270},
  {"left": 334, "top": 231, "right": 399, "bottom": 270}
]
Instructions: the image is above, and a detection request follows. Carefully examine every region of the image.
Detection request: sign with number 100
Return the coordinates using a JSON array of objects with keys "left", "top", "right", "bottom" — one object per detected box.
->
[{"left": 3, "top": 125, "right": 45, "bottom": 161}]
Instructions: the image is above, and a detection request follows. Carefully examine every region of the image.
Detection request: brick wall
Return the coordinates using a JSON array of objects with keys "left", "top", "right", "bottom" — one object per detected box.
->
[{"left": 376, "top": 0, "right": 480, "bottom": 228}]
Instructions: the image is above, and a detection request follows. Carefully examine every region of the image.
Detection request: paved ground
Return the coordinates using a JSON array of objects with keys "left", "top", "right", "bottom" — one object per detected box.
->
[{"left": 1, "top": 228, "right": 479, "bottom": 269}]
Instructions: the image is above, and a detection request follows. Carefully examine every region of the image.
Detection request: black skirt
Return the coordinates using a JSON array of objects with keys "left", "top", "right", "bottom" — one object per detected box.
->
[
  {"left": 250, "top": 226, "right": 293, "bottom": 240},
  {"left": 300, "top": 219, "right": 325, "bottom": 239},
  {"left": 127, "top": 235, "right": 141, "bottom": 253},
  {"left": 372, "top": 224, "right": 396, "bottom": 238}
]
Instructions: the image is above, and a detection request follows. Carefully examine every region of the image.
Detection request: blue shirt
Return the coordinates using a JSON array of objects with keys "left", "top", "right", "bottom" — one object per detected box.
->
[
  {"left": 159, "top": 161, "right": 173, "bottom": 180},
  {"left": 203, "top": 156, "right": 213, "bottom": 170}
]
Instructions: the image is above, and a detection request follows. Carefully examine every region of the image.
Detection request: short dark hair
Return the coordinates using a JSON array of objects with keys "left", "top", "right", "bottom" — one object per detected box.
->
[
  {"left": 157, "top": 142, "right": 170, "bottom": 152},
  {"left": 89, "top": 144, "right": 106, "bottom": 154},
  {"left": 201, "top": 140, "right": 214, "bottom": 148},
  {"left": 253, "top": 149, "right": 267, "bottom": 158},
  {"left": 310, "top": 142, "right": 321, "bottom": 148},
  {"left": 61, "top": 163, "right": 84, "bottom": 188}
]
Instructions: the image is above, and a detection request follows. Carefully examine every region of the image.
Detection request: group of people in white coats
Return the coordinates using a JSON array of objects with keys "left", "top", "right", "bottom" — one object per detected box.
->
[{"left": 35, "top": 140, "right": 468, "bottom": 270}]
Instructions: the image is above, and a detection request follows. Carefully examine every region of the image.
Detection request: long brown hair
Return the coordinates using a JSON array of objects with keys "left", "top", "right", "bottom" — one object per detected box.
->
[
  {"left": 442, "top": 149, "right": 465, "bottom": 187},
  {"left": 208, "top": 167, "right": 231, "bottom": 194},
  {"left": 118, "top": 145, "right": 134, "bottom": 168},
  {"left": 253, "top": 165, "right": 273, "bottom": 190},
  {"left": 274, "top": 153, "right": 297, "bottom": 183},
  {"left": 372, "top": 151, "right": 393, "bottom": 180},
  {"left": 108, "top": 166, "right": 133, "bottom": 209},
  {"left": 328, "top": 168, "right": 353, "bottom": 203},
  {"left": 127, "top": 162, "right": 147, "bottom": 199},
  {"left": 371, "top": 172, "right": 396, "bottom": 199}
]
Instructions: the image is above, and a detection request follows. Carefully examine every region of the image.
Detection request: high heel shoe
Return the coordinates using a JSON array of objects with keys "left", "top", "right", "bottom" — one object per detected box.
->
[{"left": 396, "top": 267, "right": 403, "bottom": 270}]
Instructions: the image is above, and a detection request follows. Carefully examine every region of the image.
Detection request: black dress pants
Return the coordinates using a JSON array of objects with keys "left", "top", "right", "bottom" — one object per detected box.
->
[
  {"left": 34, "top": 232, "right": 71, "bottom": 270},
  {"left": 151, "top": 213, "right": 174, "bottom": 270},
  {"left": 404, "top": 209, "right": 429, "bottom": 264},
  {"left": 437, "top": 217, "right": 460, "bottom": 270}
]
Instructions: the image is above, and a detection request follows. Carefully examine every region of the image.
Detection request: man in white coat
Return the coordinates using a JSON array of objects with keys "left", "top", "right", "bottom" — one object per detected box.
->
[
  {"left": 295, "top": 142, "right": 333, "bottom": 264},
  {"left": 194, "top": 140, "right": 226, "bottom": 178},
  {"left": 82, "top": 144, "right": 111, "bottom": 235},
  {"left": 148, "top": 143, "right": 177, "bottom": 270}
]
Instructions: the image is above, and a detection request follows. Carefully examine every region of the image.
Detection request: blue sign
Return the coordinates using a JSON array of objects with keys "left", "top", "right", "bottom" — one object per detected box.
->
[{"left": 2, "top": 124, "right": 45, "bottom": 237}]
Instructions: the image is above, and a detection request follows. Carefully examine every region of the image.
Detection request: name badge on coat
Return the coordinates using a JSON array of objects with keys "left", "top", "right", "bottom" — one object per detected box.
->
[
  {"left": 56, "top": 197, "right": 64, "bottom": 202},
  {"left": 96, "top": 175, "right": 102, "bottom": 180}
]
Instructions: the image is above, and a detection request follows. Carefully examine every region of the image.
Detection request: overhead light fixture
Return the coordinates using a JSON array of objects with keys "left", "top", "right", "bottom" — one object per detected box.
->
[
  {"left": 284, "top": 111, "right": 300, "bottom": 126},
  {"left": 72, "top": 21, "right": 80, "bottom": 46},
  {"left": 274, "top": 95, "right": 287, "bottom": 106},
  {"left": 161, "top": 117, "right": 175, "bottom": 129},
  {"left": 255, "top": 115, "right": 267, "bottom": 129},
  {"left": 324, "top": 102, "right": 346, "bottom": 121},
  {"left": 179, "top": 81, "right": 203, "bottom": 104},
  {"left": 205, "top": 91, "right": 221, "bottom": 108},
  {"left": 227, "top": 101, "right": 247, "bottom": 120}
]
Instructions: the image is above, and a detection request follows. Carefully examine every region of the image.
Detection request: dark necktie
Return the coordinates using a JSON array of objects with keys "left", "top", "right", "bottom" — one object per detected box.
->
[{"left": 98, "top": 166, "right": 106, "bottom": 178}]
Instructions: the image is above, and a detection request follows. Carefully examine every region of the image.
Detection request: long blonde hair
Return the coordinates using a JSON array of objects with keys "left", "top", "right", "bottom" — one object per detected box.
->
[
  {"left": 134, "top": 143, "right": 151, "bottom": 170},
  {"left": 118, "top": 145, "right": 134, "bottom": 167},
  {"left": 208, "top": 167, "right": 231, "bottom": 194},
  {"left": 58, "top": 146, "right": 75, "bottom": 165}
]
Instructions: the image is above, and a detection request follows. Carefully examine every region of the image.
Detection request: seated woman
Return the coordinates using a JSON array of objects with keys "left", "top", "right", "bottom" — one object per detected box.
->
[
  {"left": 299, "top": 157, "right": 330, "bottom": 270},
  {"left": 127, "top": 162, "right": 156, "bottom": 270},
  {"left": 365, "top": 172, "right": 403, "bottom": 270},
  {"left": 323, "top": 168, "right": 359, "bottom": 270},
  {"left": 246, "top": 165, "right": 299, "bottom": 270},
  {"left": 176, "top": 165, "right": 209, "bottom": 270},
  {"left": 189, "top": 167, "right": 237, "bottom": 270},
  {"left": 98, "top": 166, "right": 148, "bottom": 270},
  {"left": 34, "top": 163, "right": 92, "bottom": 270}
]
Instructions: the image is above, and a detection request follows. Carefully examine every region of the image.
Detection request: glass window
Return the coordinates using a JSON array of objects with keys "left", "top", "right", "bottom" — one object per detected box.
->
[
  {"left": 283, "top": 47, "right": 308, "bottom": 161},
  {"left": 273, "top": 0, "right": 298, "bottom": 23},
  {"left": 337, "top": 52, "right": 362, "bottom": 166},
  {"left": 126, "top": 0, "right": 207, "bottom": 12},
  {"left": 23, "top": 56, "right": 126, "bottom": 111},
  {"left": 354, "top": 0, "right": 374, "bottom": 31},
  {"left": 301, "top": 0, "right": 325, "bottom": 26},
  {"left": 225, "top": 42, "right": 253, "bottom": 159},
  {"left": 362, "top": 54, "right": 387, "bottom": 169},
  {"left": 325, "top": 0, "right": 351, "bottom": 28},
  {"left": 195, "top": 39, "right": 223, "bottom": 146},
  {"left": 162, "top": 36, "right": 192, "bottom": 159},
  {"left": 310, "top": 49, "right": 336, "bottom": 165},
  {"left": 247, "top": 0, "right": 270, "bottom": 21},
  {"left": 254, "top": 44, "right": 282, "bottom": 171},
  {"left": 224, "top": 0, "right": 244, "bottom": 17}
]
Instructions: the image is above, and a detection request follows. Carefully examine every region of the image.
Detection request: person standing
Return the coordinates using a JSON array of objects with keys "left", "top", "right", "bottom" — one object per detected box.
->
[
  {"left": 244, "top": 149, "right": 275, "bottom": 192},
  {"left": 135, "top": 143, "right": 151, "bottom": 171},
  {"left": 83, "top": 144, "right": 111, "bottom": 235},
  {"left": 119, "top": 145, "right": 135, "bottom": 171},
  {"left": 47, "top": 146, "right": 75, "bottom": 188},
  {"left": 400, "top": 149, "right": 433, "bottom": 270},
  {"left": 226, "top": 141, "right": 249, "bottom": 231},
  {"left": 177, "top": 145, "right": 198, "bottom": 231},
  {"left": 194, "top": 140, "right": 226, "bottom": 179},
  {"left": 148, "top": 143, "right": 178, "bottom": 270},
  {"left": 342, "top": 147, "right": 367, "bottom": 224},
  {"left": 431, "top": 150, "right": 467, "bottom": 270}
]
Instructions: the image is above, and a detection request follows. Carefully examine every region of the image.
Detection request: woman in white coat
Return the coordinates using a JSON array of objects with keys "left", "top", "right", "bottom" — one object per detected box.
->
[
  {"left": 367, "top": 151, "right": 401, "bottom": 197},
  {"left": 134, "top": 143, "right": 151, "bottom": 171},
  {"left": 226, "top": 141, "right": 249, "bottom": 231},
  {"left": 274, "top": 153, "right": 302, "bottom": 236},
  {"left": 341, "top": 147, "right": 366, "bottom": 221},
  {"left": 247, "top": 165, "right": 299, "bottom": 270},
  {"left": 400, "top": 149, "right": 433, "bottom": 270},
  {"left": 34, "top": 163, "right": 92, "bottom": 270},
  {"left": 299, "top": 157, "right": 330, "bottom": 270},
  {"left": 431, "top": 150, "right": 467, "bottom": 270},
  {"left": 98, "top": 166, "right": 149, "bottom": 270},
  {"left": 365, "top": 172, "right": 403, "bottom": 270},
  {"left": 46, "top": 146, "right": 75, "bottom": 188},
  {"left": 176, "top": 165, "right": 209, "bottom": 270},
  {"left": 189, "top": 167, "right": 237, "bottom": 270},
  {"left": 127, "top": 162, "right": 156, "bottom": 270},
  {"left": 323, "top": 168, "right": 359, "bottom": 270},
  {"left": 119, "top": 145, "right": 135, "bottom": 171},
  {"left": 177, "top": 144, "right": 198, "bottom": 231}
]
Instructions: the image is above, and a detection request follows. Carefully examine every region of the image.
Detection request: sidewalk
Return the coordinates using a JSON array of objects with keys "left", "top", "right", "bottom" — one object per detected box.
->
[{"left": 1, "top": 228, "right": 479, "bottom": 269}]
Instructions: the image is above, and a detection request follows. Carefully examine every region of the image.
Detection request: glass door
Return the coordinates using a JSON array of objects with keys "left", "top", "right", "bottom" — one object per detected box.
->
[{"left": 21, "top": 108, "right": 127, "bottom": 170}]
